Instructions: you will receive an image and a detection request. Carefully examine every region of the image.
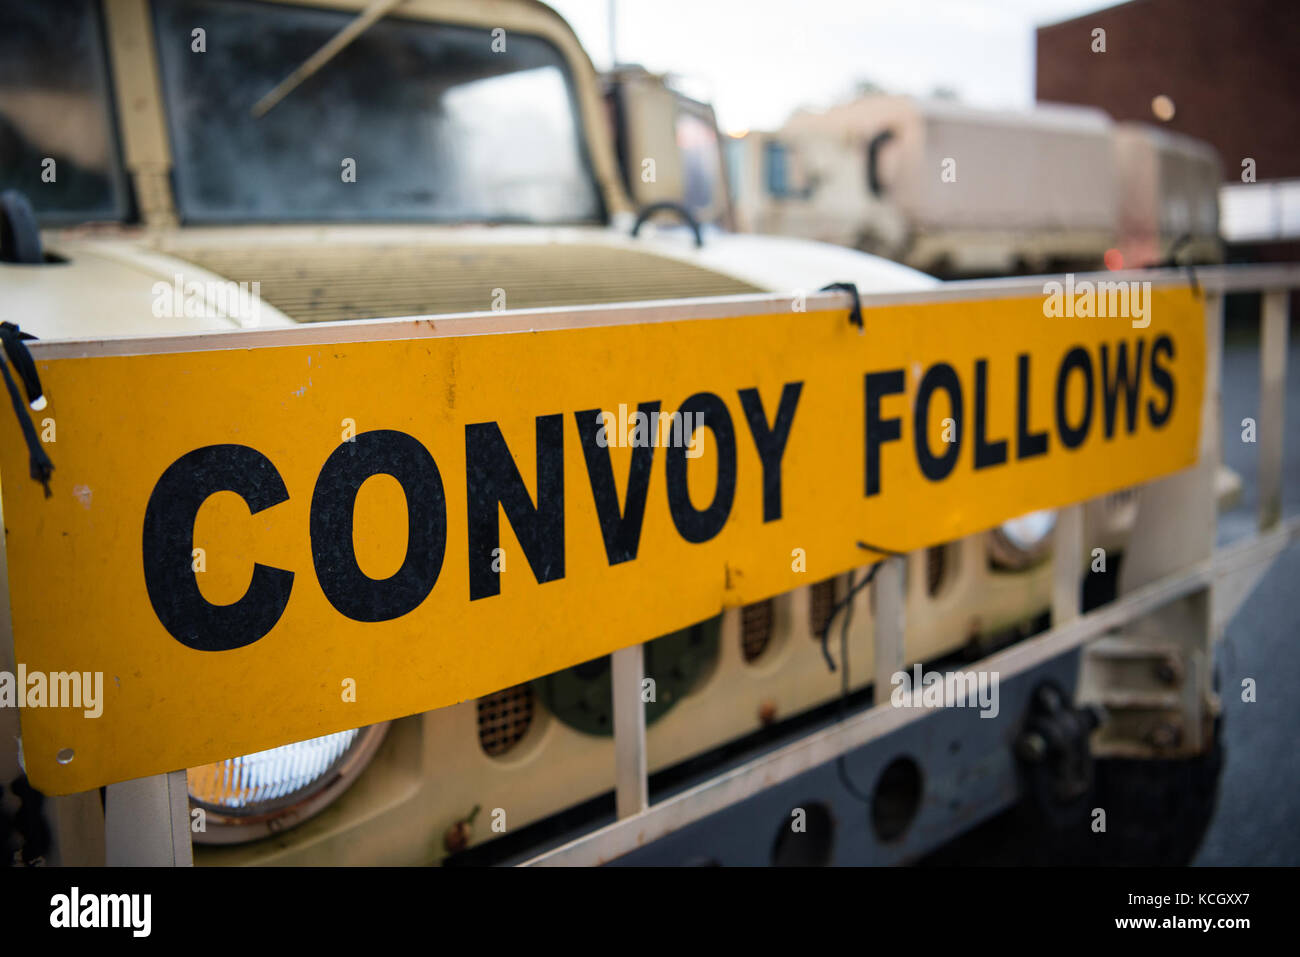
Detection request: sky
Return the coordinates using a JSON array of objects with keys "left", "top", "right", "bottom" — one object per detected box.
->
[{"left": 547, "top": 0, "right": 1113, "bottom": 132}]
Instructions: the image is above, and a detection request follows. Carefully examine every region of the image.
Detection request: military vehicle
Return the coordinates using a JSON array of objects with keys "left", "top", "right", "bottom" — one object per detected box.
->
[
  {"left": 1, "top": 0, "right": 1282, "bottom": 869},
  {"left": 728, "top": 95, "right": 1222, "bottom": 277}
]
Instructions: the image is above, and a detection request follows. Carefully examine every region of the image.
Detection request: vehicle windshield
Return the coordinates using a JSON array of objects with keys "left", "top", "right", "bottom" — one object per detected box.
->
[{"left": 152, "top": 0, "right": 604, "bottom": 225}]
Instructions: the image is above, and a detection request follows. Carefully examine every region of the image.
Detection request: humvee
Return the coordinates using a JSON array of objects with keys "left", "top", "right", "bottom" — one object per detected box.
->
[{"left": 0, "top": 0, "right": 1240, "bottom": 866}]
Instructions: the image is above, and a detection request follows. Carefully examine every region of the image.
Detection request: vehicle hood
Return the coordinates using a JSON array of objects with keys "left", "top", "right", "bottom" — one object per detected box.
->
[{"left": 11, "top": 224, "right": 936, "bottom": 340}]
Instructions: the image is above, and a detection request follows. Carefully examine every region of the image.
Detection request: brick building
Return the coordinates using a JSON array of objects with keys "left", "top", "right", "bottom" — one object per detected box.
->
[
  {"left": 1036, "top": 0, "right": 1299, "bottom": 182},
  {"left": 1037, "top": 0, "right": 1299, "bottom": 262}
]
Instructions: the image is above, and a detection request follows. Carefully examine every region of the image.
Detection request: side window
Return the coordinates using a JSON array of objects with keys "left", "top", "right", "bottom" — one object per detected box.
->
[
  {"left": 674, "top": 109, "right": 720, "bottom": 221},
  {"left": 0, "top": 0, "right": 129, "bottom": 224},
  {"left": 764, "top": 140, "right": 790, "bottom": 198}
]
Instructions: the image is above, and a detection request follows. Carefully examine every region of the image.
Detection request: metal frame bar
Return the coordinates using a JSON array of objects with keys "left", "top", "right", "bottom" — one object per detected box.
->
[
  {"left": 611, "top": 644, "right": 649, "bottom": 818},
  {"left": 104, "top": 769, "right": 193, "bottom": 866},
  {"left": 1259, "top": 290, "right": 1289, "bottom": 530},
  {"left": 872, "top": 557, "right": 906, "bottom": 696},
  {"left": 1051, "top": 505, "right": 1083, "bottom": 625},
  {"left": 522, "top": 516, "right": 1300, "bottom": 866}
]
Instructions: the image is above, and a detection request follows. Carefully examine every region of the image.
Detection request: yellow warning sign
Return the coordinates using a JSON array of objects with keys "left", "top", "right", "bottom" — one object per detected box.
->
[{"left": 1, "top": 287, "right": 1204, "bottom": 792}]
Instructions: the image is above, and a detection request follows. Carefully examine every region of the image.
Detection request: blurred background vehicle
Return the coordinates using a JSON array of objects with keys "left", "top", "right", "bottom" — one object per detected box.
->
[{"left": 728, "top": 97, "right": 1221, "bottom": 277}]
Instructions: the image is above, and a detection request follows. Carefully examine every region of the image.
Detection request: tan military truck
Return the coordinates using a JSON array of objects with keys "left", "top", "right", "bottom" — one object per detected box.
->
[
  {"left": 727, "top": 94, "right": 1222, "bottom": 278},
  {"left": 602, "top": 64, "right": 735, "bottom": 234},
  {"left": 1, "top": 0, "right": 1283, "bottom": 869}
]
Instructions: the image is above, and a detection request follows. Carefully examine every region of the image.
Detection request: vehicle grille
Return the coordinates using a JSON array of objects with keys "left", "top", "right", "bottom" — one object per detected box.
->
[
  {"left": 926, "top": 545, "right": 947, "bottom": 596},
  {"left": 740, "top": 599, "right": 774, "bottom": 662},
  {"left": 477, "top": 684, "right": 534, "bottom": 757},
  {"left": 163, "top": 242, "right": 762, "bottom": 324},
  {"left": 809, "top": 577, "right": 837, "bottom": 639}
]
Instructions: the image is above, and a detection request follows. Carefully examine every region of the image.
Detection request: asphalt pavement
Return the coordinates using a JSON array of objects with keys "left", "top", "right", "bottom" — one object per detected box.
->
[{"left": 1194, "top": 307, "right": 1300, "bottom": 865}]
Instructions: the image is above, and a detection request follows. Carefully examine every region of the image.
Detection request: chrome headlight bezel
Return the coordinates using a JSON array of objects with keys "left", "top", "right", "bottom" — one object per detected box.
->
[{"left": 188, "top": 722, "right": 390, "bottom": 845}]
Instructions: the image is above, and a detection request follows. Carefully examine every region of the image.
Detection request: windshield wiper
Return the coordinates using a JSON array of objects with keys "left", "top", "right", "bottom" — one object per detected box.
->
[{"left": 251, "top": 0, "right": 409, "bottom": 118}]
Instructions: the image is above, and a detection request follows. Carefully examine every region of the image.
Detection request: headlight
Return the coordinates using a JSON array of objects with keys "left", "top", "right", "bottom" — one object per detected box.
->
[
  {"left": 188, "top": 723, "right": 389, "bottom": 845},
  {"left": 988, "top": 509, "right": 1056, "bottom": 570}
]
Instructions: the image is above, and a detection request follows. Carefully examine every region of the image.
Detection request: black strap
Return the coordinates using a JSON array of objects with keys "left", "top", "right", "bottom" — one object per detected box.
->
[
  {"left": 856, "top": 538, "right": 904, "bottom": 558},
  {"left": 0, "top": 321, "right": 45, "bottom": 409},
  {"left": 814, "top": 543, "right": 905, "bottom": 672},
  {"left": 820, "top": 281, "right": 864, "bottom": 329},
  {"left": 802, "top": 285, "right": 899, "bottom": 669},
  {"left": 1156, "top": 233, "right": 1203, "bottom": 299},
  {"left": 0, "top": 323, "right": 52, "bottom": 497}
]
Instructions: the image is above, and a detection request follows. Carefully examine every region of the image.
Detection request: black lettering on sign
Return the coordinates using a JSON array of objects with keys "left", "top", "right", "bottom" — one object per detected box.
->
[
  {"left": 310, "top": 430, "right": 446, "bottom": 623},
  {"left": 914, "top": 362, "right": 962, "bottom": 481},
  {"left": 738, "top": 382, "right": 803, "bottom": 522},
  {"left": 575, "top": 403, "right": 658, "bottom": 565},
  {"left": 1016, "top": 353, "right": 1049, "bottom": 460},
  {"left": 973, "top": 358, "right": 1008, "bottom": 470},
  {"left": 1100, "top": 340, "right": 1146, "bottom": 438},
  {"left": 466, "top": 415, "right": 565, "bottom": 601},
  {"left": 1148, "top": 334, "right": 1176, "bottom": 427},
  {"left": 142, "top": 445, "right": 293, "bottom": 651},
  {"left": 666, "top": 392, "right": 736, "bottom": 543},
  {"left": 1055, "top": 346, "right": 1094, "bottom": 449},
  {"left": 864, "top": 370, "right": 904, "bottom": 497}
]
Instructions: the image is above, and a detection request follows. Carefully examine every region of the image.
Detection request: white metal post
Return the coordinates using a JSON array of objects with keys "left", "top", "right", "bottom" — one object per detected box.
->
[
  {"left": 1052, "top": 505, "right": 1084, "bottom": 625},
  {"left": 1093, "top": 292, "right": 1225, "bottom": 756},
  {"left": 872, "top": 557, "right": 906, "bottom": 698},
  {"left": 1259, "top": 290, "right": 1289, "bottom": 531},
  {"left": 105, "top": 769, "right": 193, "bottom": 866},
  {"left": 49, "top": 791, "right": 106, "bottom": 866},
  {"left": 611, "top": 643, "right": 648, "bottom": 818}
]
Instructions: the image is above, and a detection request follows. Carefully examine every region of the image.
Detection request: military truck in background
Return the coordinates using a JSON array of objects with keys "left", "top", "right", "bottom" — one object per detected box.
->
[
  {"left": 725, "top": 95, "right": 1222, "bottom": 278},
  {"left": 0, "top": 0, "right": 1249, "bottom": 868},
  {"left": 602, "top": 64, "right": 735, "bottom": 234}
]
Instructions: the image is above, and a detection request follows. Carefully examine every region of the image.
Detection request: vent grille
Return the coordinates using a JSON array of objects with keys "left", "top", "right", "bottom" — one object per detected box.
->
[
  {"left": 809, "top": 578, "right": 837, "bottom": 639},
  {"left": 740, "top": 599, "right": 774, "bottom": 662},
  {"left": 477, "top": 684, "right": 534, "bottom": 757},
  {"left": 926, "top": 545, "right": 947, "bottom": 596},
  {"left": 161, "top": 242, "right": 762, "bottom": 324}
]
